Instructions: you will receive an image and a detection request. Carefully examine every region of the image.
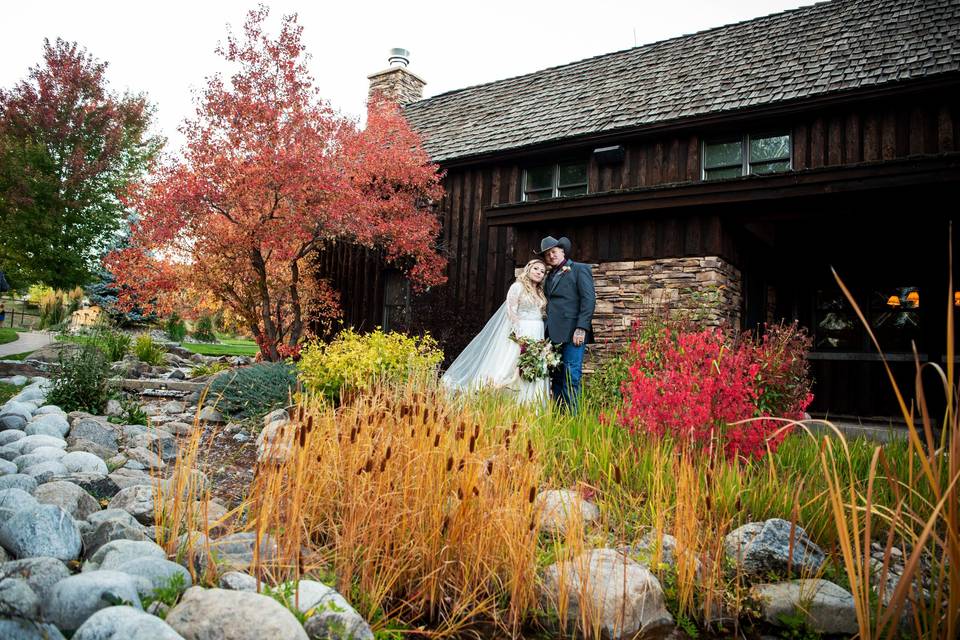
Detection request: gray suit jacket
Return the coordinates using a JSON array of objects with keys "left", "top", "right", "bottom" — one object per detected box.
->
[{"left": 544, "top": 260, "right": 596, "bottom": 344}]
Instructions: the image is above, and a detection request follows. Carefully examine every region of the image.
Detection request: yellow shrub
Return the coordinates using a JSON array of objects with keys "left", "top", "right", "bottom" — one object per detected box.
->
[{"left": 298, "top": 328, "right": 443, "bottom": 399}]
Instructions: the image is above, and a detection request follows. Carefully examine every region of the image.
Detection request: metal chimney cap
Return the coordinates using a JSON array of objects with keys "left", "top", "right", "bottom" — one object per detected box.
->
[{"left": 388, "top": 48, "right": 410, "bottom": 67}]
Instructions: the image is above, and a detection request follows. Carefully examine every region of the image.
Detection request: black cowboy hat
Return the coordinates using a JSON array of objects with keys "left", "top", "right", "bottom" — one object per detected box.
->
[{"left": 536, "top": 235, "right": 571, "bottom": 255}]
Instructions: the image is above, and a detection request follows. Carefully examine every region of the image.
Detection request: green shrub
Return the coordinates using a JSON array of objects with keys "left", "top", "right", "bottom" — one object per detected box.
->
[
  {"left": 96, "top": 329, "right": 132, "bottom": 362},
  {"left": 47, "top": 340, "right": 111, "bottom": 413},
  {"left": 583, "top": 345, "right": 633, "bottom": 408},
  {"left": 207, "top": 362, "right": 296, "bottom": 420},
  {"left": 133, "top": 334, "right": 167, "bottom": 366},
  {"left": 192, "top": 316, "right": 216, "bottom": 343},
  {"left": 297, "top": 328, "right": 443, "bottom": 400},
  {"left": 189, "top": 360, "right": 232, "bottom": 379},
  {"left": 165, "top": 313, "right": 187, "bottom": 342}
]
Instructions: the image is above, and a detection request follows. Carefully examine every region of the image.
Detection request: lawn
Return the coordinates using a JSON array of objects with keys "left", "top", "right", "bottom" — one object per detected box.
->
[
  {"left": 0, "top": 381, "right": 24, "bottom": 403},
  {"left": 0, "top": 328, "right": 18, "bottom": 345},
  {"left": 180, "top": 339, "right": 259, "bottom": 356}
]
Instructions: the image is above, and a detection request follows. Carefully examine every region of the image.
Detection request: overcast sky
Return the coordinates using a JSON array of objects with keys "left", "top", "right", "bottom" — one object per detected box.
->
[{"left": 3, "top": 0, "right": 818, "bottom": 148}]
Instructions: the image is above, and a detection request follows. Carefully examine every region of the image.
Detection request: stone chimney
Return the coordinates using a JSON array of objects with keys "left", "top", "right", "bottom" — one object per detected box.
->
[{"left": 367, "top": 48, "right": 426, "bottom": 105}]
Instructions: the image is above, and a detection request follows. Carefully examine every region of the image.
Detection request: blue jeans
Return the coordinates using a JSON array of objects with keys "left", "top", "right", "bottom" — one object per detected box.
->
[{"left": 552, "top": 341, "right": 585, "bottom": 413}]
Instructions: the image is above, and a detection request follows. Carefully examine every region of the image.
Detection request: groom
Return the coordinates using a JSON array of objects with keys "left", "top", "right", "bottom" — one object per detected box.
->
[{"left": 539, "top": 236, "right": 596, "bottom": 412}]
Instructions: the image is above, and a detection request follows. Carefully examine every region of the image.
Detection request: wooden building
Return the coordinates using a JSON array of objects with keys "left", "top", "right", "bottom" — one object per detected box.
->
[{"left": 322, "top": 0, "right": 960, "bottom": 421}]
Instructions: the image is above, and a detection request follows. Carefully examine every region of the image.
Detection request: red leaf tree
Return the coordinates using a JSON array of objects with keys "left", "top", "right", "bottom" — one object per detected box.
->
[{"left": 107, "top": 6, "right": 445, "bottom": 360}]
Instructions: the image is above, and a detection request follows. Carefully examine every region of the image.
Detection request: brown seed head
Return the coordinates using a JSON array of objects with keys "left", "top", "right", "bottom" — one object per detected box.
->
[
  {"left": 528, "top": 486, "right": 536, "bottom": 503},
  {"left": 446, "top": 457, "right": 453, "bottom": 472}
]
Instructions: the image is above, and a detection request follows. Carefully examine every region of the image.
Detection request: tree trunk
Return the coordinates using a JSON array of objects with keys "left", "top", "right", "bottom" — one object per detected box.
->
[
  {"left": 287, "top": 258, "right": 303, "bottom": 347},
  {"left": 250, "top": 248, "right": 281, "bottom": 361}
]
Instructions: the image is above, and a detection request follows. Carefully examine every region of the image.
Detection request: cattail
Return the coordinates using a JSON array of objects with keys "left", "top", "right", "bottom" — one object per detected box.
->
[
  {"left": 298, "top": 426, "right": 306, "bottom": 449},
  {"left": 298, "top": 405, "right": 304, "bottom": 421},
  {"left": 528, "top": 486, "right": 536, "bottom": 503},
  {"left": 528, "top": 518, "right": 535, "bottom": 532},
  {"left": 364, "top": 458, "right": 373, "bottom": 474},
  {"left": 433, "top": 433, "right": 440, "bottom": 448},
  {"left": 735, "top": 496, "right": 742, "bottom": 512},
  {"left": 379, "top": 458, "right": 387, "bottom": 473},
  {"left": 468, "top": 435, "right": 476, "bottom": 454},
  {"left": 446, "top": 457, "right": 454, "bottom": 472},
  {"left": 486, "top": 460, "right": 493, "bottom": 475},
  {"left": 316, "top": 454, "right": 322, "bottom": 463},
  {"left": 614, "top": 464, "right": 622, "bottom": 485},
  {"left": 472, "top": 486, "right": 480, "bottom": 497},
  {"left": 306, "top": 415, "right": 313, "bottom": 433},
  {"left": 350, "top": 427, "right": 357, "bottom": 444},
  {"left": 410, "top": 428, "right": 416, "bottom": 438},
  {"left": 385, "top": 446, "right": 392, "bottom": 461},
  {"left": 441, "top": 516, "right": 449, "bottom": 535},
  {"left": 526, "top": 440, "right": 534, "bottom": 461},
  {"left": 473, "top": 423, "right": 480, "bottom": 438},
  {"left": 705, "top": 494, "right": 712, "bottom": 512},
  {"left": 456, "top": 422, "right": 465, "bottom": 440},
  {"left": 457, "top": 458, "right": 465, "bottom": 472},
  {"left": 457, "top": 487, "right": 464, "bottom": 500}
]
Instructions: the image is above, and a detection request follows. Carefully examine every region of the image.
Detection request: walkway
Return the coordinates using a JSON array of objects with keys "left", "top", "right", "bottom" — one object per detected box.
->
[{"left": 0, "top": 331, "right": 52, "bottom": 358}]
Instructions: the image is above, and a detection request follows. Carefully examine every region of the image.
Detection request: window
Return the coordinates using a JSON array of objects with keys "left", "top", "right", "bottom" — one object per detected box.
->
[
  {"left": 523, "top": 161, "right": 588, "bottom": 201},
  {"left": 703, "top": 133, "right": 791, "bottom": 180}
]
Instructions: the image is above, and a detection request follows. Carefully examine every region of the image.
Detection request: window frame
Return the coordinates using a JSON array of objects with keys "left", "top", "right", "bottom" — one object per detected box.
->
[
  {"left": 522, "top": 160, "right": 589, "bottom": 202},
  {"left": 702, "top": 132, "right": 792, "bottom": 181}
]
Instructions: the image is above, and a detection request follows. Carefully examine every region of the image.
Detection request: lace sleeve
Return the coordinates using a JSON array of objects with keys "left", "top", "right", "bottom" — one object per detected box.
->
[{"left": 505, "top": 282, "right": 522, "bottom": 329}]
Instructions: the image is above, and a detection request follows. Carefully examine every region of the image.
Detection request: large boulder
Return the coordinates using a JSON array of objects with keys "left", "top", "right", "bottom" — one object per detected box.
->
[
  {"left": 26, "top": 414, "right": 69, "bottom": 438},
  {"left": 115, "top": 557, "right": 192, "bottom": 597},
  {"left": 107, "top": 468, "right": 152, "bottom": 491},
  {"left": 108, "top": 484, "right": 155, "bottom": 525},
  {"left": 33, "top": 480, "right": 101, "bottom": 521},
  {"left": 0, "top": 618, "right": 66, "bottom": 639},
  {"left": 0, "top": 474, "right": 37, "bottom": 494},
  {"left": 725, "top": 519, "right": 826, "bottom": 577},
  {"left": 69, "top": 419, "right": 120, "bottom": 453},
  {"left": 296, "top": 579, "right": 374, "bottom": 640},
  {"left": 73, "top": 605, "right": 186, "bottom": 640},
  {"left": 82, "top": 514, "right": 149, "bottom": 558},
  {"left": 540, "top": 548, "right": 674, "bottom": 639},
  {"left": 0, "top": 488, "right": 38, "bottom": 525},
  {"left": 16, "top": 434, "right": 66, "bottom": 455},
  {"left": 124, "top": 446, "right": 165, "bottom": 471},
  {"left": 0, "top": 430, "right": 26, "bottom": 447},
  {"left": 166, "top": 587, "right": 309, "bottom": 640},
  {"left": 218, "top": 571, "right": 257, "bottom": 592},
  {"left": 209, "top": 532, "right": 278, "bottom": 572},
  {"left": 14, "top": 448, "right": 66, "bottom": 471},
  {"left": 53, "top": 472, "right": 120, "bottom": 501},
  {"left": 752, "top": 579, "right": 858, "bottom": 635},
  {"left": 535, "top": 489, "right": 600, "bottom": 535},
  {"left": 0, "top": 458, "right": 16, "bottom": 475},
  {"left": 0, "top": 504, "right": 82, "bottom": 561},
  {"left": 130, "top": 431, "right": 178, "bottom": 462},
  {"left": 0, "top": 576, "right": 41, "bottom": 618},
  {"left": 42, "top": 570, "right": 143, "bottom": 633},
  {"left": 84, "top": 539, "right": 166, "bottom": 572},
  {"left": 61, "top": 451, "right": 109, "bottom": 475},
  {"left": 22, "top": 460, "right": 69, "bottom": 484},
  {"left": 0, "top": 556, "right": 72, "bottom": 601}
]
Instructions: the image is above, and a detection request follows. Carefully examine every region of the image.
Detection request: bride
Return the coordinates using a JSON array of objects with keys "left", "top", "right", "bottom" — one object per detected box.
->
[{"left": 441, "top": 259, "right": 550, "bottom": 405}]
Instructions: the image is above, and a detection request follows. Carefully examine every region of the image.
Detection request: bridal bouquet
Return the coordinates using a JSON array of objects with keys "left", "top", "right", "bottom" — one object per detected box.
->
[{"left": 509, "top": 332, "right": 561, "bottom": 381}]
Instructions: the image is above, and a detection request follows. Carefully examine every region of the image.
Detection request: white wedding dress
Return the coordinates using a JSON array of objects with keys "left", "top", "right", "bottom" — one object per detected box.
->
[{"left": 441, "top": 282, "right": 549, "bottom": 406}]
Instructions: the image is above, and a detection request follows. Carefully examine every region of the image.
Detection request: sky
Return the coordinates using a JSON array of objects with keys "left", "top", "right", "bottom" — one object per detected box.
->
[{"left": 2, "top": 0, "right": 819, "bottom": 148}]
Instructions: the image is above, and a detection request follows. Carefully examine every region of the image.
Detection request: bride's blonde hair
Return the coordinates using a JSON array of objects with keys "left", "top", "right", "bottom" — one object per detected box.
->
[{"left": 516, "top": 259, "right": 548, "bottom": 314}]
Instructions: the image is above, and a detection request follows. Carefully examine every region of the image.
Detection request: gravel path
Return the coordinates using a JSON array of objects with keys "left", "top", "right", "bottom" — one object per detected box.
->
[{"left": 0, "top": 330, "right": 52, "bottom": 357}]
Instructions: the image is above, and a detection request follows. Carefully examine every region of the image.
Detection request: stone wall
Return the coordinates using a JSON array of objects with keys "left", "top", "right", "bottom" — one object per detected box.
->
[
  {"left": 367, "top": 67, "right": 426, "bottom": 104},
  {"left": 588, "top": 256, "right": 742, "bottom": 357}
]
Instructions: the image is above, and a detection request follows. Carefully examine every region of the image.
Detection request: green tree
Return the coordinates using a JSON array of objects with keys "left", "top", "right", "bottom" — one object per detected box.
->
[{"left": 0, "top": 38, "right": 162, "bottom": 289}]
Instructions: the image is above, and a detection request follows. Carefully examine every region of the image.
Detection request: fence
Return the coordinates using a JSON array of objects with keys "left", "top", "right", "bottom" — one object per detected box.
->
[{"left": 1, "top": 296, "right": 41, "bottom": 330}]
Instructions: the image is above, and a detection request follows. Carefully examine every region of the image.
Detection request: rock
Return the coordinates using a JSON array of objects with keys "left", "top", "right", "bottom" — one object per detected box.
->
[
  {"left": 104, "top": 400, "right": 124, "bottom": 417},
  {"left": 534, "top": 489, "right": 600, "bottom": 534},
  {"left": 0, "top": 489, "right": 37, "bottom": 525},
  {"left": 725, "top": 519, "right": 825, "bottom": 577},
  {"left": 540, "top": 548, "right": 674, "bottom": 639},
  {"left": 26, "top": 414, "right": 69, "bottom": 437},
  {"left": 163, "top": 421, "right": 194, "bottom": 437},
  {"left": 0, "top": 376, "right": 29, "bottom": 386},
  {"left": 161, "top": 401, "right": 186, "bottom": 414},
  {"left": 0, "top": 504, "right": 82, "bottom": 561},
  {"left": 54, "top": 472, "right": 120, "bottom": 500},
  {"left": 107, "top": 467, "right": 153, "bottom": 490},
  {"left": 85, "top": 539, "right": 166, "bottom": 572},
  {"left": 73, "top": 605, "right": 186, "bottom": 640},
  {"left": 0, "top": 473, "right": 37, "bottom": 494},
  {"left": 0, "top": 444, "right": 21, "bottom": 461},
  {"left": 130, "top": 431, "right": 178, "bottom": 462},
  {"left": 16, "top": 434, "right": 66, "bottom": 455},
  {"left": 108, "top": 484, "right": 155, "bottom": 525},
  {"left": 1, "top": 401, "right": 33, "bottom": 423},
  {"left": 22, "top": 460, "right": 69, "bottom": 484},
  {"left": 263, "top": 408, "right": 288, "bottom": 426},
  {"left": 0, "top": 459, "right": 18, "bottom": 475},
  {"left": 124, "top": 446, "right": 165, "bottom": 471},
  {"left": 752, "top": 579, "right": 858, "bottom": 635},
  {"left": 0, "top": 618, "right": 67, "bottom": 639},
  {"left": 33, "top": 481, "right": 101, "bottom": 521},
  {"left": 0, "top": 474, "right": 37, "bottom": 494},
  {"left": 159, "top": 469, "right": 209, "bottom": 496},
  {"left": 0, "top": 414, "right": 27, "bottom": 430},
  {"left": 115, "top": 557, "right": 192, "bottom": 597},
  {"left": 61, "top": 451, "right": 109, "bottom": 475},
  {"left": 197, "top": 406, "right": 225, "bottom": 424},
  {"left": 123, "top": 460, "right": 146, "bottom": 471},
  {"left": 67, "top": 438, "right": 117, "bottom": 461},
  {"left": 210, "top": 532, "right": 278, "bottom": 572},
  {"left": 70, "top": 419, "right": 120, "bottom": 452},
  {"left": 0, "top": 556, "right": 72, "bottom": 601},
  {"left": 82, "top": 517, "right": 148, "bottom": 557},
  {"left": 33, "top": 405, "right": 65, "bottom": 416},
  {"left": 24, "top": 421, "right": 65, "bottom": 439},
  {"left": 42, "top": 570, "right": 143, "bottom": 633},
  {"left": 0, "top": 430, "right": 26, "bottom": 447},
  {"left": 218, "top": 571, "right": 257, "bottom": 591},
  {"left": 14, "top": 448, "right": 66, "bottom": 471},
  {"left": 166, "top": 586, "right": 309, "bottom": 640},
  {"left": 297, "top": 579, "right": 374, "bottom": 640},
  {"left": 172, "top": 532, "right": 211, "bottom": 575},
  {"left": 86, "top": 508, "right": 143, "bottom": 530},
  {"left": 11, "top": 386, "right": 45, "bottom": 403},
  {"left": 256, "top": 420, "right": 293, "bottom": 463},
  {"left": 0, "top": 576, "right": 41, "bottom": 618}
]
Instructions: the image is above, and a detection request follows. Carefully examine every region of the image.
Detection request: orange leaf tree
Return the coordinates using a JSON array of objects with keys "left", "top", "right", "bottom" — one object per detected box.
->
[{"left": 107, "top": 6, "right": 445, "bottom": 360}]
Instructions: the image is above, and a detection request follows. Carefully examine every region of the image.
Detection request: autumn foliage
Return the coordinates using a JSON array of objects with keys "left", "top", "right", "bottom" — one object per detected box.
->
[
  {"left": 617, "top": 322, "right": 813, "bottom": 459},
  {"left": 107, "top": 7, "right": 445, "bottom": 359}
]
